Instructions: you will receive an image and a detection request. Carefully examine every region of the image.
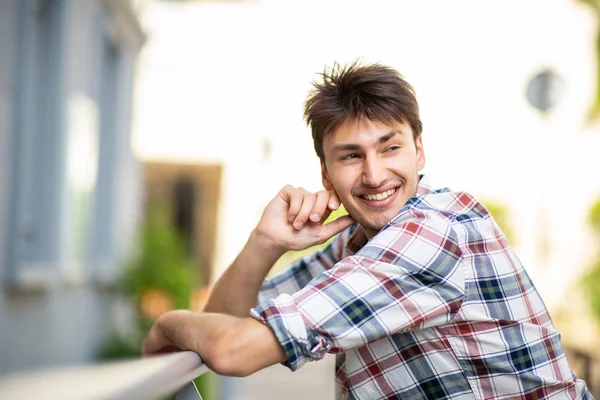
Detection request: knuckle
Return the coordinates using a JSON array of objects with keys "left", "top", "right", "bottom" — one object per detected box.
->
[
  {"left": 317, "top": 191, "right": 329, "bottom": 203},
  {"left": 314, "top": 233, "right": 326, "bottom": 244},
  {"left": 297, "top": 208, "right": 309, "bottom": 217}
]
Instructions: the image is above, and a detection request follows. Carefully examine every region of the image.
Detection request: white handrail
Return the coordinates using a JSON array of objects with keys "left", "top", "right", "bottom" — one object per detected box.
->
[{"left": 0, "top": 351, "right": 209, "bottom": 400}]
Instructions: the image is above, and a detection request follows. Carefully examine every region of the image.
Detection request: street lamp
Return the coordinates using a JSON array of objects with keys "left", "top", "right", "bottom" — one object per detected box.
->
[
  {"left": 526, "top": 68, "right": 563, "bottom": 114},
  {"left": 525, "top": 68, "right": 564, "bottom": 275}
]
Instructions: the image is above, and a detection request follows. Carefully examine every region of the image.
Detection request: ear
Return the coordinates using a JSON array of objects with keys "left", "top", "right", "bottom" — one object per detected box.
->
[
  {"left": 321, "top": 161, "right": 333, "bottom": 190},
  {"left": 415, "top": 135, "right": 426, "bottom": 172}
]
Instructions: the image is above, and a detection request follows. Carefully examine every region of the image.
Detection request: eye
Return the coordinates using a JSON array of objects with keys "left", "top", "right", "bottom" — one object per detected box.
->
[
  {"left": 384, "top": 145, "right": 401, "bottom": 153},
  {"left": 340, "top": 153, "right": 359, "bottom": 161}
]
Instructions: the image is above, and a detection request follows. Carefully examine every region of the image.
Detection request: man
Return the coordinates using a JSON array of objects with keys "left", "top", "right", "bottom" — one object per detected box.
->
[{"left": 143, "top": 62, "right": 592, "bottom": 399}]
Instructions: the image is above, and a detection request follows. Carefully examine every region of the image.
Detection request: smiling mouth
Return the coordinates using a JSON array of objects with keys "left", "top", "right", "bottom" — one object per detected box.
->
[{"left": 361, "top": 188, "right": 396, "bottom": 201}]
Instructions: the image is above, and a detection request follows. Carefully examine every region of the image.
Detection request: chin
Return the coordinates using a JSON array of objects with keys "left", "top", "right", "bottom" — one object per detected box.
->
[{"left": 360, "top": 219, "right": 389, "bottom": 234}]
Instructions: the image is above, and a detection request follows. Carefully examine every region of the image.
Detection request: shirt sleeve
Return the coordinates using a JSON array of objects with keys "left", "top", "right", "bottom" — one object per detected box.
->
[{"left": 250, "top": 208, "right": 465, "bottom": 371}]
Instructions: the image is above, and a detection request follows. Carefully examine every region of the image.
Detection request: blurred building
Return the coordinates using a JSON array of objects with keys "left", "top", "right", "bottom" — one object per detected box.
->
[{"left": 0, "top": 0, "right": 145, "bottom": 374}]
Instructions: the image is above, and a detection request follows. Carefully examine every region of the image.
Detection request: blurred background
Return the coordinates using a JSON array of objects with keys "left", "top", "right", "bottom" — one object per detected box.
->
[{"left": 1, "top": 0, "right": 600, "bottom": 398}]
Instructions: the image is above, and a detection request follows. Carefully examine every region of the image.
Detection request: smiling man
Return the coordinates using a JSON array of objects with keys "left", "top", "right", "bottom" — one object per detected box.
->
[{"left": 143, "top": 62, "right": 592, "bottom": 399}]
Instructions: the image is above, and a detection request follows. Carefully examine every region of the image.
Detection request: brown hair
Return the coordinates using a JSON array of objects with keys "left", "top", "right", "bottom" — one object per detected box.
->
[{"left": 303, "top": 60, "right": 422, "bottom": 162}]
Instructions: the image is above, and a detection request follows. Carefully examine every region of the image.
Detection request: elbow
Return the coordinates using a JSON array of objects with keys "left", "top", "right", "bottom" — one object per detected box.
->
[
  {"left": 210, "top": 360, "right": 254, "bottom": 378},
  {"left": 202, "top": 326, "right": 254, "bottom": 377},
  {"left": 199, "top": 316, "right": 283, "bottom": 377}
]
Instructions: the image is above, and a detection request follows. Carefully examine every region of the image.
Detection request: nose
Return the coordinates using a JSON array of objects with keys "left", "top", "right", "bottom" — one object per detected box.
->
[{"left": 362, "top": 154, "right": 387, "bottom": 187}]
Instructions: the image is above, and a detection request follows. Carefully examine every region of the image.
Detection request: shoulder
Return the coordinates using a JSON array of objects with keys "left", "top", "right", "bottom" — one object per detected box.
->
[{"left": 391, "top": 188, "right": 491, "bottom": 227}]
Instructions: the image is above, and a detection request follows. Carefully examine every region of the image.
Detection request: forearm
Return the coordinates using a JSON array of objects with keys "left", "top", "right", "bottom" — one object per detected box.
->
[
  {"left": 204, "top": 186, "right": 352, "bottom": 316},
  {"left": 151, "top": 310, "right": 286, "bottom": 377},
  {"left": 204, "top": 230, "right": 284, "bottom": 317}
]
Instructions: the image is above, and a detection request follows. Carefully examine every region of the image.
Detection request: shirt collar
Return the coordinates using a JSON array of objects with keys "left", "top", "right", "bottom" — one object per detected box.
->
[
  {"left": 416, "top": 174, "right": 433, "bottom": 196},
  {"left": 346, "top": 224, "right": 368, "bottom": 255}
]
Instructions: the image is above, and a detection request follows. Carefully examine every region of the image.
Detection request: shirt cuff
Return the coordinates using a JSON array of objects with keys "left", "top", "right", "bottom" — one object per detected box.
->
[{"left": 250, "top": 293, "right": 332, "bottom": 371}]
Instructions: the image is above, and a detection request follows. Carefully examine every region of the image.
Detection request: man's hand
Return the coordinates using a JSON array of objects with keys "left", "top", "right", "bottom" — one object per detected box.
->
[
  {"left": 142, "top": 314, "right": 181, "bottom": 356},
  {"left": 256, "top": 186, "right": 355, "bottom": 252},
  {"left": 203, "top": 186, "right": 355, "bottom": 317}
]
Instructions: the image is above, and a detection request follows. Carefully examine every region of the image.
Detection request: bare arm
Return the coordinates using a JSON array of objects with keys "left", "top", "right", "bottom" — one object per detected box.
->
[
  {"left": 142, "top": 310, "right": 286, "bottom": 377},
  {"left": 202, "top": 230, "right": 284, "bottom": 317},
  {"left": 142, "top": 186, "right": 353, "bottom": 374},
  {"left": 203, "top": 185, "right": 354, "bottom": 317}
]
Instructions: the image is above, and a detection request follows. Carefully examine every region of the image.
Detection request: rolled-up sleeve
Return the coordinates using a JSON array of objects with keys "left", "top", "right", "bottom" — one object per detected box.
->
[{"left": 251, "top": 209, "right": 465, "bottom": 371}]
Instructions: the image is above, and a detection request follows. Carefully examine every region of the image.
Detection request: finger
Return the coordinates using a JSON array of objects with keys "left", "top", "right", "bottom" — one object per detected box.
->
[
  {"left": 309, "top": 191, "right": 331, "bottom": 222},
  {"left": 321, "top": 215, "right": 355, "bottom": 238},
  {"left": 142, "top": 321, "right": 178, "bottom": 357},
  {"left": 327, "top": 190, "right": 341, "bottom": 210},
  {"left": 286, "top": 187, "right": 304, "bottom": 223},
  {"left": 142, "top": 331, "right": 159, "bottom": 357},
  {"left": 293, "top": 190, "right": 317, "bottom": 229},
  {"left": 320, "top": 208, "right": 333, "bottom": 223},
  {"left": 142, "top": 339, "right": 178, "bottom": 357},
  {"left": 142, "top": 340, "right": 151, "bottom": 357}
]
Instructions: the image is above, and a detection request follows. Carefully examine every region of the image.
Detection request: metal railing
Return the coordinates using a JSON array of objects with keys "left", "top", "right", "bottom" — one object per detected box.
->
[{"left": 0, "top": 351, "right": 208, "bottom": 400}]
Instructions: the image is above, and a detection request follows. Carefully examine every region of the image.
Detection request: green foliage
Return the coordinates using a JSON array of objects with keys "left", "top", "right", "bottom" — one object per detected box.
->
[
  {"left": 577, "top": 0, "right": 600, "bottom": 119},
  {"left": 96, "top": 332, "right": 142, "bottom": 360},
  {"left": 479, "top": 198, "right": 515, "bottom": 245},
  {"left": 589, "top": 30, "right": 600, "bottom": 119},
  {"left": 121, "top": 203, "right": 197, "bottom": 313},
  {"left": 588, "top": 198, "right": 600, "bottom": 233},
  {"left": 579, "top": 0, "right": 600, "bottom": 12},
  {"left": 96, "top": 202, "right": 215, "bottom": 398},
  {"left": 580, "top": 198, "right": 600, "bottom": 321},
  {"left": 96, "top": 202, "right": 197, "bottom": 351},
  {"left": 582, "top": 262, "right": 600, "bottom": 320}
]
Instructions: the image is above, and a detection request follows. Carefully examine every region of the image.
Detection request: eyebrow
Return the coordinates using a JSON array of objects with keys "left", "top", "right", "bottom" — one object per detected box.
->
[{"left": 331, "top": 130, "right": 405, "bottom": 153}]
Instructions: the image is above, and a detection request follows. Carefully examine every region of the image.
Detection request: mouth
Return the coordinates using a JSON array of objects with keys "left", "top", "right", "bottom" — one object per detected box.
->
[{"left": 360, "top": 187, "right": 397, "bottom": 201}]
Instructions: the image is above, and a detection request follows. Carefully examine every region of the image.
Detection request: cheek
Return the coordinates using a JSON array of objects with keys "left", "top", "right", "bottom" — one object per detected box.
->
[
  {"left": 329, "top": 170, "right": 357, "bottom": 193},
  {"left": 389, "top": 157, "right": 416, "bottom": 174}
]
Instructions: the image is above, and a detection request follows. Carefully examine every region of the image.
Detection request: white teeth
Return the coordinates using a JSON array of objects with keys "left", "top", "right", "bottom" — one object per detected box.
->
[{"left": 363, "top": 188, "right": 396, "bottom": 201}]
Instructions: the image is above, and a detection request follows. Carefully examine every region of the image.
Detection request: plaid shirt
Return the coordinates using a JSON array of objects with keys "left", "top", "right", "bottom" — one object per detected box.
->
[{"left": 251, "top": 179, "right": 592, "bottom": 399}]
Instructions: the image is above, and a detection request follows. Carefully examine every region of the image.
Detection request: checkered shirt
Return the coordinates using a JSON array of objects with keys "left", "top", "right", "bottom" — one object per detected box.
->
[{"left": 250, "top": 179, "right": 592, "bottom": 399}]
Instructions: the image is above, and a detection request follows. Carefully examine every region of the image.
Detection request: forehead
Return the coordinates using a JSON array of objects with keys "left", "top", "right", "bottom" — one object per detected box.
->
[{"left": 323, "top": 118, "right": 413, "bottom": 149}]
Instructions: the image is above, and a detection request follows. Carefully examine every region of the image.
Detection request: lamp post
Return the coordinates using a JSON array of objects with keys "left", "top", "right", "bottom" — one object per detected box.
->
[{"left": 525, "top": 68, "right": 564, "bottom": 277}]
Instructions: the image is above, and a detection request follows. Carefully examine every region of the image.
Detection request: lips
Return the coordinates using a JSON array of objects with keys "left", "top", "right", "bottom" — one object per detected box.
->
[{"left": 361, "top": 188, "right": 396, "bottom": 201}]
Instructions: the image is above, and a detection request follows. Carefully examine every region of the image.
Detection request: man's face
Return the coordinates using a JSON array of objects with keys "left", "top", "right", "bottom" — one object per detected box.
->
[{"left": 321, "top": 118, "right": 425, "bottom": 239}]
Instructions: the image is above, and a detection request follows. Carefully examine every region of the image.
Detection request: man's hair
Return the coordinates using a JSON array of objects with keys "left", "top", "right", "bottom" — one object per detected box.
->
[{"left": 303, "top": 60, "right": 422, "bottom": 162}]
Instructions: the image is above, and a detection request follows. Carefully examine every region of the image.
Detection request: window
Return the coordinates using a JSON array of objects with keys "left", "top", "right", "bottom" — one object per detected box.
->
[{"left": 5, "top": 0, "right": 65, "bottom": 286}]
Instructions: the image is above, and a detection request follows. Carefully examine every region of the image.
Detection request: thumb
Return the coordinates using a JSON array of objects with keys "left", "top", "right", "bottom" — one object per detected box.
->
[{"left": 322, "top": 215, "right": 355, "bottom": 238}]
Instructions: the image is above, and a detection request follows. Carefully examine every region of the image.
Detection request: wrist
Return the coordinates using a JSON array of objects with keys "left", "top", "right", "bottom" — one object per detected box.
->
[{"left": 248, "top": 228, "right": 286, "bottom": 263}]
